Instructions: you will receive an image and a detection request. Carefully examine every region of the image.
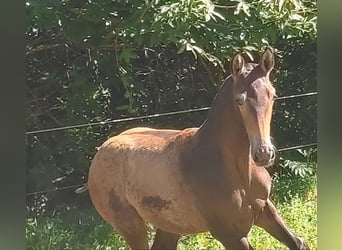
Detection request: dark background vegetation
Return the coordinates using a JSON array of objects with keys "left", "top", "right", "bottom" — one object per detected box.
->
[{"left": 26, "top": 0, "right": 317, "bottom": 217}]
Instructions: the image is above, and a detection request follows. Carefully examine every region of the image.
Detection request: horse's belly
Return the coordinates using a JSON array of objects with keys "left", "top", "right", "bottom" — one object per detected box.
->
[
  {"left": 125, "top": 160, "right": 207, "bottom": 234},
  {"left": 128, "top": 191, "right": 208, "bottom": 234}
]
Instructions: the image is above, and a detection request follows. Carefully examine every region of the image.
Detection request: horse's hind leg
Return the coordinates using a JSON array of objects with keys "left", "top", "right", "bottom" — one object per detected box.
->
[
  {"left": 254, "top": 199, "right": 309, "bottom": 250},
  {"left": 112, "top": 212, "right": 149, "bottom": 250},
  {"left": 151, "top": 229, "right": 180, "bottom": 250},
  {"left": 94, "top": 193, "right": 149, "bottom": 250}
]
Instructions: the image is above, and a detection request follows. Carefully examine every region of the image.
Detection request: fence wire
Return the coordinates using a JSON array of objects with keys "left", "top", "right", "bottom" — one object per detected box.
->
[
  {"left": 26, "top": 91, "right": 317, "bottom": 136},
  {"left": 26, "top": 91, "right": 317, "bottom": 196},
  {"left": 26, "top": 142, "right": 317, "bottom": 197}
]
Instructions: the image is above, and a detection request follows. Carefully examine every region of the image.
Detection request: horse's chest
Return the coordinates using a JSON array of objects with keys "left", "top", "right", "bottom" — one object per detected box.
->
[
  {"left": 230, "top": 189, "right": 260, "bottom": 218},
  {"left": 229, "top": 175, "right": 270, "bottom": 227},
  {"left": 220, "top": 190, "right": 267, "bottom": 232}
]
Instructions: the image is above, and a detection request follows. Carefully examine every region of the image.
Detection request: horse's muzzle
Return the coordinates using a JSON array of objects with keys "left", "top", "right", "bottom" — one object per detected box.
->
[{"left": 253, "top": 145, "right": 275, "bottom": 167}]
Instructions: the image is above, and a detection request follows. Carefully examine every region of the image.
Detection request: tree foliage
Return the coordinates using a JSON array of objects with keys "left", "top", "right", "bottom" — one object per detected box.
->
[{"left": 26, "top": 0, "right": 317, "bottom": 215}]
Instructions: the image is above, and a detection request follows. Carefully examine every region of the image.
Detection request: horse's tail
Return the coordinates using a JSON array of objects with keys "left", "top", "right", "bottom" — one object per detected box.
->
[{"left": 75, "top": 183, "right": 88, "bottom": 194}]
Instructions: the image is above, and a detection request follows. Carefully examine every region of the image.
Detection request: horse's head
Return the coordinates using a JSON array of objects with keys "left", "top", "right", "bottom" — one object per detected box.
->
[{"left": 230, "top": 48, "right": 276, "bottom": 167}]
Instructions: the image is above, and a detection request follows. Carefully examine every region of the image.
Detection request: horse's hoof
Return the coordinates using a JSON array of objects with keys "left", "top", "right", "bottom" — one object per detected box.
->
[{"left": 299, "top": 239, "right": 310, "bottom": 250}]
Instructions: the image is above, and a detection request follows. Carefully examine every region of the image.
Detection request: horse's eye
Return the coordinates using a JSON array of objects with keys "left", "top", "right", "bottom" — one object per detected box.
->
[
  {"left": 236, "top": 92, "right": 247, "bottom": 106},
  {"left": 236, "top": 98, "right": 244, "bottom": 106}
]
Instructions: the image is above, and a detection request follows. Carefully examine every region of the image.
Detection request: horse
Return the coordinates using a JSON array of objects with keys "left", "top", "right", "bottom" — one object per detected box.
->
[{"left": 76, "top": 48, "right": 309, "bottom": 250}]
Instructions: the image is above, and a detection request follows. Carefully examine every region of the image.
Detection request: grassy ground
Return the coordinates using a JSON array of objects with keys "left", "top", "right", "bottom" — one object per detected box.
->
[{"left": 26, "top": 176, "right": 316, "bottom": 250}]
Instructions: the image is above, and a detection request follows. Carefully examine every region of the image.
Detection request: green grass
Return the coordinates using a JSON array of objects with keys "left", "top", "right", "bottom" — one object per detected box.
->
[
  {"left": 26, "top": 211, "right": 128, "bottom": 250},
  {"left": 26, "top": 178, "right": 317, "bottom": 250}
]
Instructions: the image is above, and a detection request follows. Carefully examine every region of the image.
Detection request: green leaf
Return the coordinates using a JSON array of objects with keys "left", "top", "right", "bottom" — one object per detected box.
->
[
  {"left": 115, "top": 105, "right": 129, "bottom": 111},
  {"left": 119, "top": 48, "right": 137, "bottom": 64},
  {"left": 278, "top": 0, "right": 285, "bottom": 11},
  {"left": 177, "top": 43, "right": 186, "bottom": 54},
  {"left": 211, "top": 10, "right": 225, "bottom": 21},
  {"left": 290, "top": 13, "right": 303, "bottom": 21}
]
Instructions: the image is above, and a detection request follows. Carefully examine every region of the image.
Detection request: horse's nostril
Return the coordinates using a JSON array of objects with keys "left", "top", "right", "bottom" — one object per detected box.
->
[
  {"left": 256, "top": 148, "right": 266, "bottom": 158},
  {"left": 254, "top": 151, "right": 266, "bottom": 165},
  {"left": 254, "top": 146, "right": 274, "bottom": 166}
]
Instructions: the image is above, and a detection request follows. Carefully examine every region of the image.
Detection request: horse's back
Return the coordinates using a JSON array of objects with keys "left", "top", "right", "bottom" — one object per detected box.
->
[
  {"left": 87, "top": 126, "right": 206, "bottom": 234},
  {"left": 88, "top": 127, "right": 184, "bottom": 190}
]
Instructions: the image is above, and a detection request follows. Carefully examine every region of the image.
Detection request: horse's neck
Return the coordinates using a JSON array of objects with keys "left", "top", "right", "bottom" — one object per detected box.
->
[
  {"left": 197, "top": 78, "right": 251, "bottom": 182},
  {"left": 199, "top": 77, "right": 248, "bottom": 144}
]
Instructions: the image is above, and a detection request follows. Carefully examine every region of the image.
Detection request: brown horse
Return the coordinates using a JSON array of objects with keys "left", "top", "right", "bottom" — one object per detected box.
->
[{"left": 76, "top": 48, "right": 309, "bottom": 250}]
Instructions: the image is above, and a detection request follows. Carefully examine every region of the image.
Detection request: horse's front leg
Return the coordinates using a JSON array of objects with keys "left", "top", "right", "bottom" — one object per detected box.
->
[{"left": 254, "top": 199, "right": 310, "bottom": 250}]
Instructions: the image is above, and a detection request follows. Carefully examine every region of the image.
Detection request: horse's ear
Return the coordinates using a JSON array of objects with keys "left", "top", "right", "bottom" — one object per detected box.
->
[
  {"left": 230, "top": 53, "right": 245, "bottom": 80},
  {"left": 259, "top": 47, "right": 275, "bottom": 74}
]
